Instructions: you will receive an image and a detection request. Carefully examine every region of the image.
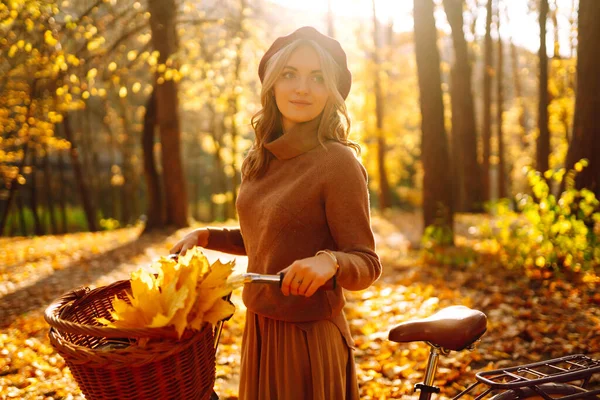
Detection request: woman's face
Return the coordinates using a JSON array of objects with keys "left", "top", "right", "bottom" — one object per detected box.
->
[{"left": 273, "top": 45, "right": 329, "bottom": 133}]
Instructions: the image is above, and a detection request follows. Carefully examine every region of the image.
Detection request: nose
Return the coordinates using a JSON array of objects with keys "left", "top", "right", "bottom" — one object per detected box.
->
[{"left": 294, "top": 77, "right": 309, "bottom": 94}]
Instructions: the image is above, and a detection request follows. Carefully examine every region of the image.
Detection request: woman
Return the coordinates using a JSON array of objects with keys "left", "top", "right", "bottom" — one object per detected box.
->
[{"left": 171, "top": 26, "right": 381, "bottom": 400}]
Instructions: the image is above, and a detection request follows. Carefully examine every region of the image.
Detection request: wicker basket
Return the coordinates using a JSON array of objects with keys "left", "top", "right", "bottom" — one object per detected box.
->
[{"left": 44, "top": 279, "right": 216, "bottom": 400}]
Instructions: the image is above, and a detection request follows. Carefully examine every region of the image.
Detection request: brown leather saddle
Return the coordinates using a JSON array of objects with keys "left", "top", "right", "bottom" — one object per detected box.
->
[{"left": 388, "top": 305, "right": 487, "bottom": 351}]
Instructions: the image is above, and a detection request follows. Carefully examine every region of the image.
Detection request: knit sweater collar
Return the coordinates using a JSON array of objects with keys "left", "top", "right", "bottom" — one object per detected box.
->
[{"left": 264, "top": 116, "right": 322, "bottom": 160}]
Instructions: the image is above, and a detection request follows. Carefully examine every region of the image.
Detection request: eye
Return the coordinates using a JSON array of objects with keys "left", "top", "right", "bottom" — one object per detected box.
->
[
  {"left": 312, "top": 75, "right": 325, "bottom": 84},
  {"left": 281, "top": 71, "right": 296, "bottom": 79}
]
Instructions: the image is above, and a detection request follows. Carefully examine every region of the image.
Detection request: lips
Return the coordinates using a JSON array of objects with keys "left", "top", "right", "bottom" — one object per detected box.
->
[{"left": 290, "top": 100, "right": 312, "bottom": 106}]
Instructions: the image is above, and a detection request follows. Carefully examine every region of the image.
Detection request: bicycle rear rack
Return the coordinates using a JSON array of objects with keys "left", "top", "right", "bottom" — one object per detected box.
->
[
  {"left": 454, "top": 354, "right": 600, "bottom": 399},
  {"left": 476, "top": 354, "right": 600, "bottom": 388}
]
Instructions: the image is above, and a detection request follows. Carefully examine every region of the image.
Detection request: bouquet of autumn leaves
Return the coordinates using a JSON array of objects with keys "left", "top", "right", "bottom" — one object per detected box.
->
[{"left": 97, "top": 247, "right": 237, "bottom": 339}]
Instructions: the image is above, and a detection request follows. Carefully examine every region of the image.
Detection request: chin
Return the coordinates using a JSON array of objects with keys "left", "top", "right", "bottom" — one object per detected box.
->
[{"left": 287, "top": 112, "right": 319, "bottom": 123}]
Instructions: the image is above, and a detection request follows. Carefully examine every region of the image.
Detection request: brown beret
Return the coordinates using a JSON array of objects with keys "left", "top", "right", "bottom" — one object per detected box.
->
[{"left": 258, "top": 26, "right": 352, "bottom": 100}]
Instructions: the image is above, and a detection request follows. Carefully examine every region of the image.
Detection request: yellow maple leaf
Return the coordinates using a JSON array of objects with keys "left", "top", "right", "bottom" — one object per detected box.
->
[
  {"left": 200, "top": 259, "right": 235, "bottom": 288},
  {"left": 107, "top": 295, "right": 151, "bottom": 329},
  {"left": 177, "top": 247, "right": 210, "bottom": 278},
  {"left": 169, "top": 251, "right": 204, "bottom": 337},
  {"left": 188, "top": 310, "right": 205, "bottom": 331},
  {"left": 188, "top": 259, "right": 235, "bottom": 329},
  {"left": 203, "top": 298, "right": 235, "bottom": 326},
  {"left": 192, "top": 261, "right": 235, "bottom": 315}
]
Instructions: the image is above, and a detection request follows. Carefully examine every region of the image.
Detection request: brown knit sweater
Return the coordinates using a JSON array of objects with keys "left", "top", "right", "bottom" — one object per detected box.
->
[{"left": 205, "top": 117, "right": 381, "bottom": 343}]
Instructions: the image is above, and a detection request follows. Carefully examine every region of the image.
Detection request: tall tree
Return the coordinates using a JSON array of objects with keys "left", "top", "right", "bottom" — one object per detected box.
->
[
  {"left": 536, "top": 0, "right": 550, "bottom": 174},
  {"left": 569, "top": 0, "right": 577, "bottom": 58},
  {"left": 443, "top": 0, "right": 483, "bottom": 212},
  {"left": 482, "top": 0, "right": 493, "bottom": 202},
  {"left": 142, "top": 89, "right": 163, "bottom": 231},
  {"left": 42, "top": 143, "right": 58, "bottom": 234},
  {"left": 372, "top": 0, "right": 393, "bottom": 210},
  {"left": 227, "top": 0, "right": 248, "bottom": 220},
  {"left": 413, "top": 0, "right": 454, "bottom": 239},
  {"left": 550, "top": 0, "right": 560, "bottom": 58},
  {"left": 327, "top": 0, "right": 335, "bottom": 37},
  {"left": 57, "top": 147, "right": 68, "bottom": 234},
  {"left": 507, "top": 22, "right": 529, "bottom": 149},
  {"left": 28, "top": 146, "right": 43, "bottom": 235},
  {"left": 148, "top": 0, "right": 189, "bottom": 228},
  {"left": 496, "top": 1, "right": 507, "bottom": 199},
  {"left": 63, "top": 114, "right": 99, "bottom": 232},
  {"left": 563, "top": 0, "right": 600, "bottom": 198}
]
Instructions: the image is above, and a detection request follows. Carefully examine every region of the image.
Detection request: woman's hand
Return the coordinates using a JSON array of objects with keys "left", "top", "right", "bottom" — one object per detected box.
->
[
  {"left": 170, "top": 228, "right": 210, "bottom": 256},
  {"left": 279, "top": 253, "right": 338, "bottom": 297}
]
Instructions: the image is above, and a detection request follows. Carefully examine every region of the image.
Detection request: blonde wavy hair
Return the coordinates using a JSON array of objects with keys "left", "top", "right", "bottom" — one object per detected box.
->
[{"left": 242, "top": 38, "right": 360, "bottom": 180}]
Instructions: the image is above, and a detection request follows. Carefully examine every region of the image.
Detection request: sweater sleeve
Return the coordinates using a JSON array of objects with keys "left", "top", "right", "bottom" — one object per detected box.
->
[
  {"left": 205, "top": 227, "right": 247, "bottom": 255},
  {"left": 323, "top": 146, "right": 382, "bottom": 291}
]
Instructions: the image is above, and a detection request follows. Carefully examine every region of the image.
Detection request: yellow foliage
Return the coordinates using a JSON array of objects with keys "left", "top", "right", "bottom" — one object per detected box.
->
[{"left": 97, "top": 248, "right": 237, "bottom": 338}]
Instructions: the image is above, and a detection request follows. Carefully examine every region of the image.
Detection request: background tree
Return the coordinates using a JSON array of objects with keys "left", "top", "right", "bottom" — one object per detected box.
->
[
  {"left": 536, "top": 0, "right": 550, "bottom": 174},
  {"left": 413, "top": 0, "right": 454, "bottom": 239},
  {"left": 327, "top": 0, "right": 335, "bottom": 38},
  {"left": 148, "top": 0, "right": 188, "bottom": 228},
  {"left": 496, "top": 0, "right": 507, "bottom": 199},
  {"left": 142, "top": 89, "right": 163, "bottom": 231},
  {"left": 482, "top": 0, "right": 493, "bottom": 202},
  {"left": 563, "top": 0, "right": 600, "bottom": 197},
  {"left": 371, "top": 0, "right": 392, "bottom": 210},
  {"left": 443, "top": 0, "right": 483, "bottom": 212}
]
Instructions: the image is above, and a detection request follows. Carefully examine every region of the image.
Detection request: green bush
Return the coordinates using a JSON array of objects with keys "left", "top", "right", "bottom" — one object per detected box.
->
[
  {"left": 483, "top": 161, "right": 600, "bottom": 281},
  {"left": 3, "top": 205, "right": 108, "bottom": 235},
  {"left": 421, "top": 216, "right": 478, "bottom": 267}
]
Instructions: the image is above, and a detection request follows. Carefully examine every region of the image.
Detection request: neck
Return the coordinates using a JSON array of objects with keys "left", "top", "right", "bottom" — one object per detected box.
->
[{"left": 281, "top": 117, "right": 296, "bottom": 134}]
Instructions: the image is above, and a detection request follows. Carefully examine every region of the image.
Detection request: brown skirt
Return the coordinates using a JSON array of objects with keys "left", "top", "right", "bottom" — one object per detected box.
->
[{"left": 238, "top": 311, "right": 359, "bottom": 400}]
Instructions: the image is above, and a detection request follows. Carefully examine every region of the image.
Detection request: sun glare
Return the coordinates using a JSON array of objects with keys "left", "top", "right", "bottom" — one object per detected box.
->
[{"left": 268, "top": 0, "right": 576, "bottom": 57}]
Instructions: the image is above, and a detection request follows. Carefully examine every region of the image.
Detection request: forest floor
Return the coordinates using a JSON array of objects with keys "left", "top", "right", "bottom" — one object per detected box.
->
[{"left": 0, "top": 211, "right": 598, "bottom": 399}]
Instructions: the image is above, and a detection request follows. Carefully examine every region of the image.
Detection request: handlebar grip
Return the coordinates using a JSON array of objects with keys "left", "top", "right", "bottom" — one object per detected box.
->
[{"left": 278, "top": 273, "right": 337, "bottom": 291}]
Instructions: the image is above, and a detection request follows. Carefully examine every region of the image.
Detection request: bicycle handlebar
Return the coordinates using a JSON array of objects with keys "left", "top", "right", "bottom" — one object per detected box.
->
[{"left": 228, "top": 272, "right": 337, "bottom": 291}]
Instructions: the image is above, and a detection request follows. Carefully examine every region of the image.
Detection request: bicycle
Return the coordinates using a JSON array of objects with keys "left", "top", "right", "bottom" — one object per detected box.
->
[{"left": 388, "top": 305, "right": 600, "bottom": 399}]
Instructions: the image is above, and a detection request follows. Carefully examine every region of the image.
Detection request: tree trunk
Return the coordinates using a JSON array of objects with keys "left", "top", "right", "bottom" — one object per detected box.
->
[
  {"left": 482, "top": 0, "right": 493, "bottom": 202},
  {"left": 537, "top": 0, "right": 550, "bottom": 174},
  {"left": 443, "top": 0, "right": 484, "bottom": 212},
  {"left": 84, "top": 106, "right": 101, "bottom": 218},
  {"left": 29, "top": 146, "right": 43, "bottom": 235},
  {"left": 194, "top": 143, "right": 203, "bottom": 221},
  {"left": 563, "top": 0, "right": 600, "bottom": 198},
  {"left": 57, "top": 146, "right": 68, "bottom": 233},
  {"left": 509, "top": 35, "right": 529, "bottom": 149},
  {"left": 63, "top": 113, "right": 98, "bottom": 232},
  {"left": 43, "top": 144, "right": 58, "bottom": 234},
  {"left": 103, "top": 101, "right": 120, "bottom": 221},
  {"left": 496, "top": 3, "right": 507, "bottom": 199},
  {"left": 569, "top": 0, "right": 577, "bottom": 58},
  {"left": 413, "top": 0, "right": 454, "bottom": 239},
  {"left": 148, "top": 0, "right": 188, "bottom": 228},
  {"left": 142, "top": 89, "right": 164, "bottom": 231},
  {"left": 0, "top": 142, "right": 29, "bottom": 236},
  {"left": 116, "top": 93, "right": 132, "bottom": 225},
  {"left": 229, "top": 0, "right": 246, "bottom": 220},
  {"left": 550, "top": 0, "right": 560, "bottom": 58},
  {"left": 372, "top": 0, "right": 392, "bottom": 210},
  {"left": 327, "top": 0, "right": 335, "bottom": 37},
  {"left": 17, "top": 193, "right": 27, "bottom": 236},
  {"left": 211, "top": 116, "right": 226, "bottom": 222}
]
